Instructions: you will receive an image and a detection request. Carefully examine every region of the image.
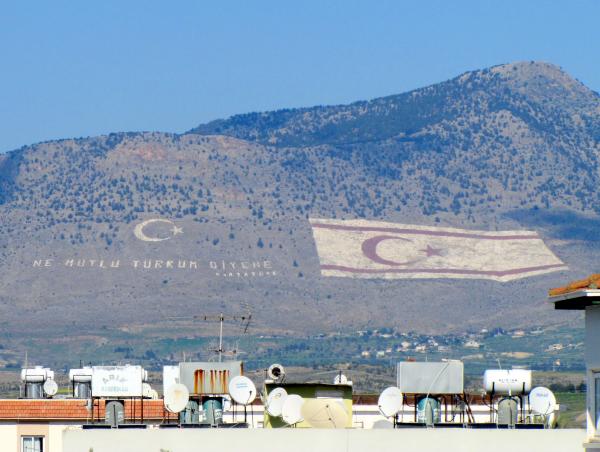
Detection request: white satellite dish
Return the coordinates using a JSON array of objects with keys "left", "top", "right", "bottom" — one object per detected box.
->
[
  {"left": 142, "top": 383, "right": 152, "bottom": 398},
  {"left": 228, "top": 376, "right": 257, "bottom": 405},
  {"left": 281, "top": 394, "right": 305, "bottom": 425},
  {"left": 301, "top": 399, "right": 348, "bottom": 429},
  {"left": 164, "top": 383, "right": 190, "bottom": 413},
  {"left": 378, "top": 386, "right": 403, "bottom": 418},
  {"left": 333, "top": 373, "right": 348, "bottom": 385},
  {"left": 265, "top": 387, "right": 288, "bottom": 417},
  {"left": 529, "top": 386, "right": 557, "bottom": 416},
  {"left": 43, "top": 379, "right": 58, "bottom": 397},
  {"left": 149, "top": 389, "right": 159, "bottom": 400}
]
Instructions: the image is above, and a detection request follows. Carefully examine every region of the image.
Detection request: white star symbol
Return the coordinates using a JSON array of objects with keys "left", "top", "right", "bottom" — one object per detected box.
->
[{"left": 170, "top": 226, "right": 183, "bottom": 236}]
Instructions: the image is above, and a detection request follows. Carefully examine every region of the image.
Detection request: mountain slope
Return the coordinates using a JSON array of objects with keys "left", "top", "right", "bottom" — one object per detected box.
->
[
  {"left": 0, "top": 62, "right": 598, "bottom": 355},
  {"left": 189, "top": 62, "right": 599, "bottom": 147}
]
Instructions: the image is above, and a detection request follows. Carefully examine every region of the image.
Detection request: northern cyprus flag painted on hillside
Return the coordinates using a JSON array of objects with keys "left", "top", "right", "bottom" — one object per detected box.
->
[{"left": 309, "top": 219, "right": 567, "bottom": 282}]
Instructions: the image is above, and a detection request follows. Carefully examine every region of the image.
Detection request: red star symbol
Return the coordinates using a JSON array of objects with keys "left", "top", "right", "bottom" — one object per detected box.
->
[{"left": 421, "top": 245, "right": 444, "bottom": 257}]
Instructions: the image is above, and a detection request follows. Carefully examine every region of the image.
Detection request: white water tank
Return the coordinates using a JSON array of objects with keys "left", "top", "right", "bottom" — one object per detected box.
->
[
  {"left": 69, "top": 367, "right": 93, "bottom": 383},
  {"left": 483, "top": 369, "right": 531, "bottom": 395},
  {"left": 21, "top": 366, "right": 54, "bottom": 383},
  {"left": 21, "top": 366, "right": 54, "bottom": 399},
  {"left": 69, "top": 367, "right": 93, "bottom": 398}
]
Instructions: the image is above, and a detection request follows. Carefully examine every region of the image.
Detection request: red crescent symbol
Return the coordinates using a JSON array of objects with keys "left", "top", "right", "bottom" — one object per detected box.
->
[{"left": 361, "top": 235, "right": 421, "bottom": 266}]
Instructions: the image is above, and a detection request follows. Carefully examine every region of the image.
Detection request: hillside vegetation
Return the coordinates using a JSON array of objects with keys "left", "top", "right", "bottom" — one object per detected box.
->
[{"left": 0, "top": 62, "right": 598, "bottom": 354}]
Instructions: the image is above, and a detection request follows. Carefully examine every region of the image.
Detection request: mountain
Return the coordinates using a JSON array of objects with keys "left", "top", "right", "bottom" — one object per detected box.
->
[{"left": 0, "top": 62, "right": 598, "bottom": 362}]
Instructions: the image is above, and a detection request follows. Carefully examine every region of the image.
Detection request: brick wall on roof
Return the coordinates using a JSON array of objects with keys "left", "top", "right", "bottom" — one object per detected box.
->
[{"left": 0, "top": 399, "right": 177, "bottom": 421}]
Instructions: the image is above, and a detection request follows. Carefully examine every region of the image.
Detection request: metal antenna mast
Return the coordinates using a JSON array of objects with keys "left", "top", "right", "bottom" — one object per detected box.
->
[{"left": 190, "top": 313, "right": 252, "bottom": 362}]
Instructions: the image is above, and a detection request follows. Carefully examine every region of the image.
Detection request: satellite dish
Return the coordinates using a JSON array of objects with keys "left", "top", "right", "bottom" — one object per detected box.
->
[
  {"left": 265, "top": 387, "right": 288, "bottom": 417},
  {"left": 105, "top": 401, "right": 125, "bottom": 427},
  {"left": 228, "top": 376, "right": 257, "bottom": 405},
  {"left": 164, "top": 383, "right": 190, "bottom": 413},
  {"left": 43, "top": 379, "right": 58, "bottom": 397},
  {"left": 281, "top": 394, "right": 304, "bottom": 425},
  {"left": 333, "top": 373, "right": 348, "bottom": 385},
  {"left": 372, "top": 419, "right": 394, "bottom": 429},
  {"left": 378, "top": 386, "right": 403, "bottom": 418},
  {"left": 268, "top": 364, "right": 285, "bottom": 382},
  {"left": 529, "top": 386, "right": 557, "bottom": 416},
  {"left": 142, "top": 383, "right": 152, "bottom": 398},
  {"left": 301, "top": 399, "right": 348, "bottom": 429},
  {"left": 149, "top": 389, "right": 159, "bottom": 400}
]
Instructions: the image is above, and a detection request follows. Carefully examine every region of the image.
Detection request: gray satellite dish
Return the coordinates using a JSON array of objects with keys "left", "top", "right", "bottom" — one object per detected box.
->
[
  {"left": 43, "top": 379, "right": 58, "bottom": 397},
  {"left": 164, "top": 383, "right": 190, "bottom": 413},
  {"left": 372, "top": 419, "right": 394, "bottom": 429},
  {"left": 105, "top": 401, "right": 125, "bottom": 428},
  {"left": 301, "top": 399, "right": 348, "bottom": 429},
  {"left": 333, "top": 373, "right": 348, "bottom": 385},
  {"left": 268, "top": 364, "right": 285, "bottom": 382},
  {"left": 378, "top": 386, "right": 403, "bottom": 418},
  {"left": 281, "top": 394, "right": 304, "bottom": 425},
  {"left": 228, "top": 376, "right": 257, "bottom": 405},
  {"left": 265, "top": 387, "right": 288, "bottom": 417}
]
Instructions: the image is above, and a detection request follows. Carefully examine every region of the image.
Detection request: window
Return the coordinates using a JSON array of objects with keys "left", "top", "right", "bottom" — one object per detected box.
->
[{"left": 21, "top": 436, "right": 43, "bottom": 452}]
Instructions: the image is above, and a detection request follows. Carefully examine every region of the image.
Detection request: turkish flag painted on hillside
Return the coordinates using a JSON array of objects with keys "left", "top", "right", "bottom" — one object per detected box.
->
[{"left": 310, "top": 219, "right": 567, "bottom": 282}]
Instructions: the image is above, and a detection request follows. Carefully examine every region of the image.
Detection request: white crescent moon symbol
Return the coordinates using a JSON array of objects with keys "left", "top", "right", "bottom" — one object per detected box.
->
[{"left": 134, "top": 219, "right": 176, "bottom": 242}]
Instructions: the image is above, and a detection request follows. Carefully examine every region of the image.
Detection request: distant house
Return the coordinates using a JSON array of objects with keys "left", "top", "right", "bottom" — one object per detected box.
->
[
  {"left": 511, "top": 330, "right": 525, "bottom": 338},
  {"left": 360, "top": 351, "right": 370, "bottom": 358},
  {"left": 463, "top": 340, "right": 480, "bottom": 348}
]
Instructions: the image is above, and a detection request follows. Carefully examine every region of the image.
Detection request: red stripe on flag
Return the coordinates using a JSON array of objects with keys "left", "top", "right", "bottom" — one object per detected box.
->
[
  {"left": 320, "top": 263, "right": 566, "bottom": 277},
  {"left": 310, "top": 223, "right": 539, "bottom": 241}
]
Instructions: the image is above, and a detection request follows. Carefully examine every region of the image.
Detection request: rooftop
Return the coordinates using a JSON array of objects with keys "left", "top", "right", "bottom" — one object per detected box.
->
[
  {"left": 0, "top": 399, "right": 176, "bottom": 422},
  {"left": 548, "top": 274, "right": 600, "bottom": 309}
]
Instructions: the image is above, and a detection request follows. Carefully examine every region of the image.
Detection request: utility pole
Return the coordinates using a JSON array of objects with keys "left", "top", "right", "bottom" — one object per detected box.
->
[{"left": 218, "top": 313, "right": 224, "bottom": 362}]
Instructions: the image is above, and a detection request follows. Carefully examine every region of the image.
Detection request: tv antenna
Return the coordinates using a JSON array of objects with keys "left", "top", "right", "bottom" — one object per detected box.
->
[{"left": 192, "top": 312, "right": 252, "bottom": 362}]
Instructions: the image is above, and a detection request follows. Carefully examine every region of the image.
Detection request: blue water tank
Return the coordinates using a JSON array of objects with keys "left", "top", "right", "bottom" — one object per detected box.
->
[
  {"left": 417, "top": 397, "right": 441, "bottom": 425},
  {"left": 179, "top": 400, "right": 200, "bottom": 425},
  {"left": 202, "top": 397, "right": 224, "bottom": 425}
]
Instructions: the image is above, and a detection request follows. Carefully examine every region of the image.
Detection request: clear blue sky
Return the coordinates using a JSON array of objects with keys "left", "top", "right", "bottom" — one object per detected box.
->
[{"left": 1, "top": 0, "right": 598, "bottom": 152}]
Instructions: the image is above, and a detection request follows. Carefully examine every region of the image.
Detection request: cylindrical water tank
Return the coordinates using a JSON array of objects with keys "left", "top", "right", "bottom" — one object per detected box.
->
[
  {"left": 497, "top": 397, "right": 519, "bottom": 426},
  {"left": 69, "top": 367, "right": 93, "bottom": 383},
  {"left": 75, "top": 382, "right": 91, "bottom": 399},
  {"left": 417, "top": 397, "right": 441, "bottom": 425},
  {"left": 179, "top": 401, "right": 200, "bottom": 425},
  {"left": 202, "top": 397, "right": 223, "bottom": 425},
  {"left": 483, "top": 369, "right": 531, "bottom": 395},
  {"left": 25, "top": 383, "right": 44, "bottom": 399},
  {"left": 21, "top": 366, "right": 53, "bottom": 383}
]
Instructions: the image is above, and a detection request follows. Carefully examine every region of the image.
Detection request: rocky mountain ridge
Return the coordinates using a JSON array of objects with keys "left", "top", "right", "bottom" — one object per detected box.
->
[{"left": 0, "top": 61, "right": 598, "bottom": 349}]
